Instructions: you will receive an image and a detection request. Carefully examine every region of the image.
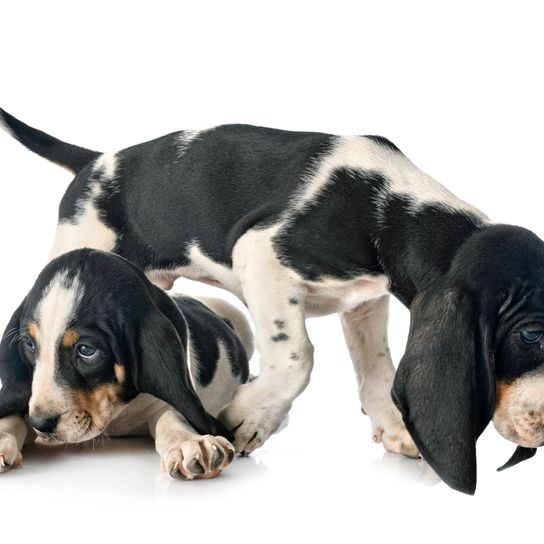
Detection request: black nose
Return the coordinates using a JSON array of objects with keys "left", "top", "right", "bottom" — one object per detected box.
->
[{"left": 29, "top": 414, "right": 59, "bottom": 434}]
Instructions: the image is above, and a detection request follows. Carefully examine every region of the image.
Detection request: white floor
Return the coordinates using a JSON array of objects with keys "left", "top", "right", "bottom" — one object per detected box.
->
[{"left": 1, "top": 308, "right": 541, "bottom": 543}]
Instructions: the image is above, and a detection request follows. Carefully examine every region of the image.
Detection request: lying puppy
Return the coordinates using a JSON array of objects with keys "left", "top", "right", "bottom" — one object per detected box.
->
[
  {"left": 0, "top": 249, "right": 252, "bottom": 479},
  {"left": 1, "top": 110, "right": 544, "bottom": 493}
]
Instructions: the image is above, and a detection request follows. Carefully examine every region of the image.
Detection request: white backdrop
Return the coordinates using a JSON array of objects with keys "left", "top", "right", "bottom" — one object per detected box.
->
[{"left": 1, "top": 1, "right": 543, "bottom": 542}]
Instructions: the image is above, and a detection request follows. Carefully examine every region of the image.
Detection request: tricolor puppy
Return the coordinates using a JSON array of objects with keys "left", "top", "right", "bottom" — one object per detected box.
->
[
  {"left": 1, "top": 110, "right": 544, "bottom": 493},
  {"left": 0, "top": 249, "right": 252, "bottom": 480}
]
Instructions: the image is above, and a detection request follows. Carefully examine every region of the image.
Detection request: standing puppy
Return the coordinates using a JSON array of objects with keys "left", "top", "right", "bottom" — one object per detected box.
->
[
  {"left": 0, "top": 249, "right": 252, "bottom": 479},
  {"left": 3, "top": 110, "right": 544, "bottom": 493}
]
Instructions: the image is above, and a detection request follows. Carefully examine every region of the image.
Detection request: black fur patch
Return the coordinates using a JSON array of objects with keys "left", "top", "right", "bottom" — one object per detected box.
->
[{"left": 271, "top": 333, "right": 289, "bottom": 342}]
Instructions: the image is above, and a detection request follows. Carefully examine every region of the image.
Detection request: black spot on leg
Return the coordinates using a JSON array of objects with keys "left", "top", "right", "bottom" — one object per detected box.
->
[
  {"left": 289, "top": 297, "right": 299, "bottom": 305},
  {"left": 290, "top": 352, "right": 300, "bottom": 360},
  {"left": 273, "top": 319, "right": 286, "bottom": 329},
  {"left": 271, "top": 333, "right": 289, "bottom": 342}
]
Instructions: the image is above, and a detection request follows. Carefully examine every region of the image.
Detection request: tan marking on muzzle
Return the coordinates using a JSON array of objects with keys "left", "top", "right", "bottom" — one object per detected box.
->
[
  {"left": 70, "top": 383, "right": 122, "bottom": 431},
  {"left": 496, "top": 381, "right": 514, "bottom": 411},
  {"left": 62, "top": 330, "right": 80, "bottom": 349}
]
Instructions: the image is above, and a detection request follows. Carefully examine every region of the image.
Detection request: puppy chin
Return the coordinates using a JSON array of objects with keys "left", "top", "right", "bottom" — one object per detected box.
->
[
  {"left": 493, "top": 417, "right": 544, "bottom": 448},
  {"left": 38, "top": 425, "right": 106, "bottom": 445}
]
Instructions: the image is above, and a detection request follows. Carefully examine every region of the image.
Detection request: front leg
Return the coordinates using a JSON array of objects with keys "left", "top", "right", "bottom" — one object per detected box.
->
[
  {"left": 341, "top": 296, "right": 419, "bottom": 458},
  {"left": 148, "top": 405, "right": 235, "bottom": 480},
  {"left": 0, "top": 415, "right": 35, "bottom": 473},
  {"left": 221, "top": 236, "right": 313, "bottom": 454}
]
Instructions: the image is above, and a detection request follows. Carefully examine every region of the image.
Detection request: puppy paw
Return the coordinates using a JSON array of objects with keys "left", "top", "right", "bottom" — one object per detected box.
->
[
  {"left": 161, "top": 435, "right": 235, "bottom": 480},
  {"left": 370, "top": 412, "right": 420, "bottom": 458},
  {"left": 0, "top": 433, "right": 23, "bottom": 474},
  {"left": 219, "top": 383, "right": 288, "bottom": 455}
]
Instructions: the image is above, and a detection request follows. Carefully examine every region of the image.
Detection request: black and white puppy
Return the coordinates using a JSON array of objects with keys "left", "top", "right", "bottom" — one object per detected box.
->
[
  {"left": 0, "top": 248, "right": 252, "bottom": 480},
  {"left": 1, "top": 110, "right": 544, "bottom": 493}
]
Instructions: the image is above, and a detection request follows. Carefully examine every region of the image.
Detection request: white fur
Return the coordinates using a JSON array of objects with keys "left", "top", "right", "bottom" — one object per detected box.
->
[
  {"left": 49, "top": 180, "right": 117, "bottom": 261},
  {"left": 145, "top": 244, "right": 241, "bottom": 293},
  {"left": 0, "top": 416, "right": 28, "bottom": 471},
  {"left": 93, "top": 152, "right": 117, "bottom": 180},
  {"left": 29, "top": 271, "right": 83, "bottom": 416},
  {"left": 49, "top": 153, "right": 119, "bottom": 260},
  {"left": 177, "top": 130, "right": 203, "bottom": 157},
  {"left": 185, "top": 243, "right": 241, "bottom": 294}
]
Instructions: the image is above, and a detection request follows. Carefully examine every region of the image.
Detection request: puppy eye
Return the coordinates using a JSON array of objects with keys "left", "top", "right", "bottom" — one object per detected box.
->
[
  {"left": 77, "top": 344, "right": 98, "bottom": 360},
  {"left": 22, "top": 336, "right": 36, "bottom": 353},
  {"left": 520, "top": 330, "right": 544, "bottom": 344}
]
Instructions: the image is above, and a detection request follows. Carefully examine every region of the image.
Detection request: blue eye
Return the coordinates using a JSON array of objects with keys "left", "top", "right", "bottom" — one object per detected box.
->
[
  {"left": 520, "top": 330, "right": 543, "bottom": 344},
  {"left": 77, "top": 344, "right": 98, "bottom": 359},
  {"left": 23, "top": 337, "right": 36, "bottom": 352}
]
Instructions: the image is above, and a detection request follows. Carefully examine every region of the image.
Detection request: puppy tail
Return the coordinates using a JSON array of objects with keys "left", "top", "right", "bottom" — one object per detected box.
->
[
  {"left": 194, "top": 296, "right": 255, "bottom": 360},
  {"left": 0, "top": 108, "right": 101, "bottom": 174}
]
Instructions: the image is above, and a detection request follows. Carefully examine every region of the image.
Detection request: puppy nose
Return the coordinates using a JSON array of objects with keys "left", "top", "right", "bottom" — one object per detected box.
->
[{"left": 29, "top": 413, "right": 59, "bottom": 434}]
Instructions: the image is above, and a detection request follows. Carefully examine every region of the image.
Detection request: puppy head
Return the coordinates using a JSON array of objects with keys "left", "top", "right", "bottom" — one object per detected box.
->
[
  {"left": 0, "top": 249, "right": 231, "bottom": 443},
  {"left": 392, "top": 224, "right": 544, "bottom": 493},
  {"left": 21, "top": 267, "right": 123, "bottom": 442}
]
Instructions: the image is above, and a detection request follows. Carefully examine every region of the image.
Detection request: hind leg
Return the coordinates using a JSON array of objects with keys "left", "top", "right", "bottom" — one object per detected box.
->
[{"left": 341, "top": 295, "right": 419, "bottom": 457}]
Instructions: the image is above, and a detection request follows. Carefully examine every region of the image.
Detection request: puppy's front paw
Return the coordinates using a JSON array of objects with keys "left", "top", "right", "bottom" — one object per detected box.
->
[
  {"left": 219, "top": 383, "right": 288, "bottom": 455},
  {"left": 369, "top": 410, "right": 420, "bottom": 459},
  {"left": 0, "top": 433, "right": 23, "bottom": 474},
  {"left": 161, "top": 435, "right": 235, "bottom": 481}
]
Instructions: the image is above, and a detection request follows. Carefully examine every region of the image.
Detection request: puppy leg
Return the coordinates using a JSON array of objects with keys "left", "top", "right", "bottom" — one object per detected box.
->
[
  {"left": 221, "top": 233, "right": 313, "bottom": 454},
  {"left": 149, "top": 405, "right": 235, "bottom": 480},
  {"left": 0, "top": 415, "right": 35, "bottom": 473},
  {"left": 341, "top": 295, "right": 419, "bottom": 457}
]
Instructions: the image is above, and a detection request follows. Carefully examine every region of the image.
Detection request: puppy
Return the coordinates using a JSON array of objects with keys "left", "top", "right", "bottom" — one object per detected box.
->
[
  {"left": 0, "top": 249, "right": 252, "bottom": 479},
  {"left": 2, "top": 109, "right": 544, "bottom": 493}
]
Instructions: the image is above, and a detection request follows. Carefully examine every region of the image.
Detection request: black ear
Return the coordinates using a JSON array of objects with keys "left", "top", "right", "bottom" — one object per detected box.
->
[
  {"left": 126, "top": 287, "right": 233, "bottom": 441},
  {"left": 392, "top": 286, "right": 495, "bottom": 494},
  {"left": 0, "top": 298, "right": 32, "bottom": 418}
]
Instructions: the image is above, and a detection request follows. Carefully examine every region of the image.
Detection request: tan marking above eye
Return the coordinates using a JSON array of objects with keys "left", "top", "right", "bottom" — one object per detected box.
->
[
  {"left": 27, "top": 322, "right": 39, "bottom": 341},
  {"left": 114, "top": 364, "right": 126, "bottom": 384},
  {"left": 62, "top": 330, "right": 80, "bottom": 349}
]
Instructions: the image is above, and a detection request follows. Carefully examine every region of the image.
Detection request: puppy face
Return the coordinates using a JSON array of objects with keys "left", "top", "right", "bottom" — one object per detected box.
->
[
  {"left": 493, "top": 296, "right": 544, "bottom": 447},
  {"left": 20, "top": 269, "right": 125, "bottom": 443},
  {"left": 0, "top": 249, "right": 230, "bottom": 444}
]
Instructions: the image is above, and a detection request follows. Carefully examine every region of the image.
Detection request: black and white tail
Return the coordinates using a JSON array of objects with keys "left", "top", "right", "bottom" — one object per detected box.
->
[{"left": 0, "top": 108, "right": 101, "bottom": 174}]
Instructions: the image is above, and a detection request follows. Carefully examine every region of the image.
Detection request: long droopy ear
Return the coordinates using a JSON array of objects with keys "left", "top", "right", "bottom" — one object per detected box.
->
[
  {"left": 127, "top": 287, "right": 234, "bottom": 441},
  {"left": 0, "top": 298, "right": 32, "bottom": 418},
  {"left": 392, "top": 286, "right": 495, "bottom": 494}
]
